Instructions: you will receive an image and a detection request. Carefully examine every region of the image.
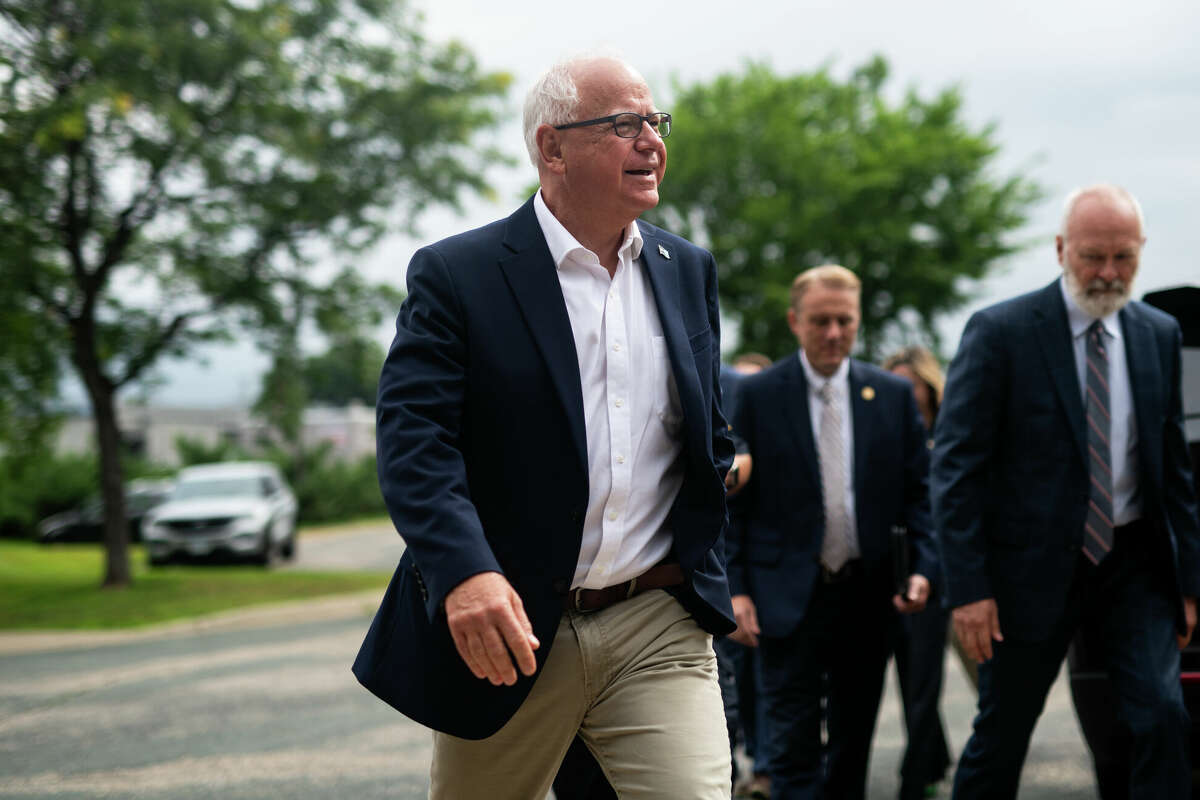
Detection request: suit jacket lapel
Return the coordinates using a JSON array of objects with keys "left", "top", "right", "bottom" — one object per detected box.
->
[
  {"left": 1121, "top": 303, "right": 1161, "bottom": 486},
  {"left": 641, "top": 230, "right": 706, "bottom": 459},
  {"left": 1032, "top": 281, "right": 1088, "bottom": 466},
  {"left": 783, "top": 356, "right": 821, "bottom": 483},
  {"left": 848, "top": 361, "right": 873, "bottom": 508},
  {"left": 497, "top": 199, "right": 588, "bottom": 476}
]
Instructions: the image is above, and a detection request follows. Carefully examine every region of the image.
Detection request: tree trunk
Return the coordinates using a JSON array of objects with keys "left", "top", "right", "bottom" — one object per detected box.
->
[
  {"left": 92, "top": 383, "right": 131, "bottom": 588},
  {"left": 72, "top": 323, "right": 132, "bottom": 588}
]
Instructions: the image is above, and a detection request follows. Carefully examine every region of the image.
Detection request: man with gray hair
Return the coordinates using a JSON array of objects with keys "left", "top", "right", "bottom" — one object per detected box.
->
[
  {"left": 933, "top": 184, "right": 1200, "bottom": 798},
  {"left": 353, "top": 54, "right": 737, "bottom": 798}
]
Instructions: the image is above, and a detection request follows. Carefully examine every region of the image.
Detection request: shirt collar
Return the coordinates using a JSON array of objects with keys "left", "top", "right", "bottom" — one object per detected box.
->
[
  {"left": 534, "top": 189, "right": 643, "bottom": 270},
  {"left": 799, "top": 349, "right": 850, "bottom": 393},
  {"left": 1058, "top": 275, "right": 1122, "bottom": 341}
]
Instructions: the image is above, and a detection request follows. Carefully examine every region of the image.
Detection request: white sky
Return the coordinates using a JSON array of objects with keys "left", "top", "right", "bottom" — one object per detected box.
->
[{"left": 137, "top": 0, "right": 1200, "bottom": 407}]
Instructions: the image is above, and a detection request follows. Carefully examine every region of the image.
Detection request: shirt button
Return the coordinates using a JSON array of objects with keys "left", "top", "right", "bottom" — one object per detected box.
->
[
  {"left": 614, "top": 398, "right": 623, "bottom": 408},
  {"left": 616, "top": 455, "right": 625, "bottom": 464},
  {"left": 608, "top": 510, "right": 618, "bottom": 521},
  {"left": 613, "top": 343, "right": 621, "bottom": 352}
]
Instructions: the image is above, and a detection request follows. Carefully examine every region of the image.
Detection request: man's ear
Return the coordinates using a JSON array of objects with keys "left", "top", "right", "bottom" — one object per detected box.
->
[{"left": 536, "top": 125, "right": 566, "bottom": 174}]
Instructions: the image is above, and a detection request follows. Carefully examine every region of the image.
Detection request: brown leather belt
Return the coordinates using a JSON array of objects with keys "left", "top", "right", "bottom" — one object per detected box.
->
[{"left": 564, "top": 562, "right": 685, "bottom": 613}]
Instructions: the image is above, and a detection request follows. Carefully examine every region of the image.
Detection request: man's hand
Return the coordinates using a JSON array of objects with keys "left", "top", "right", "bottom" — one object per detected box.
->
[
  {"left": 725, "top": 453, "right": 753, "bottom": 496},
  {"left": 893, "top": 574, "right": 931, "bottom": 614},
  {"left": 952, "top": 597, "right": 1003, "bottom": 663},
  {"left": 444, "top": 571, "right": 539, "bottom": 686},
  {"left": 729, "top": 593, "right": 761, "bottom": 647},
  {"left": 1178, "top": 595, "right": 1197, "bottom": 650}
]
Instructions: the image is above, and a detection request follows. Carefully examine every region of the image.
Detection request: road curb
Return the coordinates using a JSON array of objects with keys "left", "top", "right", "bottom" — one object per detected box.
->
[{"left": 0, "top": 588, "right": 384, "bottom": 656}]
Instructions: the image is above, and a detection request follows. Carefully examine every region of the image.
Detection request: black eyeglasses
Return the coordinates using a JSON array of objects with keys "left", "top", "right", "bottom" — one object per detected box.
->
[{"left": 553, "top": 112, "right": 671, "bottom": 139}]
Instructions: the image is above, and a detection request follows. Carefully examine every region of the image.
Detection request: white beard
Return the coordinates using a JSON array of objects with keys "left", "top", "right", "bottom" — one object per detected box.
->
[{"left": 1063, "top": 266, "right": 1133, "bottom": 318}]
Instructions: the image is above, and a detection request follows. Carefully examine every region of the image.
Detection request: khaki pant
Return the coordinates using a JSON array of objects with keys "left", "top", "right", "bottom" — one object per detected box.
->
[{"left": 430, "top": 589, "right": 731, "bottom": 799}]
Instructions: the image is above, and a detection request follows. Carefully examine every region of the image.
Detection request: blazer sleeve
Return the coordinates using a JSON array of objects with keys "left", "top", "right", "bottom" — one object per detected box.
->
[
  {"left": 376, "top": 245, "right": 502, "bottom": 621},
  {"left": 706, "top": 252, "right": 736, "bottom": 480},
  {"left": 1163, "top": 323, "right": 1200, "bottom": 597},
  {"left": 931, "top": 311, "right": 1004, "bottom": 609}
]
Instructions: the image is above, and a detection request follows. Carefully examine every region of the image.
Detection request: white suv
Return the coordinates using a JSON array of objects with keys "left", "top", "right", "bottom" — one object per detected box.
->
[{"left": 143, "top": 462, "right": 298, "bottom": 566}]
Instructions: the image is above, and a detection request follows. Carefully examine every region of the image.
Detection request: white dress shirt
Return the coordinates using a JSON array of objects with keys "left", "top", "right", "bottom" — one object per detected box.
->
[
  {"left": 799, "top": 351, "right": 860, "bottom": 558},
  {"left": 1060, "top": 278, "right": 1141, "bottom": 525},
  {"left": 534, "top": 191, "right": 685, "bottom": 589}
]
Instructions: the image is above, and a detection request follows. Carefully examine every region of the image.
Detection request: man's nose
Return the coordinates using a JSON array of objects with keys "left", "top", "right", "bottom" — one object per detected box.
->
[{"left": 1098, "top": 259, "right": 1119, "bottom": 281}]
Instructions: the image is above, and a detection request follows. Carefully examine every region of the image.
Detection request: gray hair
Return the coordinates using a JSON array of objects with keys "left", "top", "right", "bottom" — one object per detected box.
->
[
  {"left": 1059, "top": 183, "right": 1145, "bottom": 240},
  {"left": 522, "top": 50, "right": 631, "bottom": 167}
]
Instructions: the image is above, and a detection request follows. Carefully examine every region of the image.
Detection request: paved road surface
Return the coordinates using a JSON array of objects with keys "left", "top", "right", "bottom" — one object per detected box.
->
[{"left": 0, "top": 523, "right": 1100, "bottom": 798}]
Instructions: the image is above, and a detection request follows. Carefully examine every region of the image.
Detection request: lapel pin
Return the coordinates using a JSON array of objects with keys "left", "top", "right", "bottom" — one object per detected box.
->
[
  {"left": 861, "top": 386, "right": 875, "bottom": 401},
  {"left": 658, "top": 243, "right": 671, "bottom": 260}
]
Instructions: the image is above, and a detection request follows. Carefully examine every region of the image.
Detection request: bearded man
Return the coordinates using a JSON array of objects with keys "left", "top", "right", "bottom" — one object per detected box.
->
[{"left": 932, "top": 183, "right": 1200, "bottom": 799}]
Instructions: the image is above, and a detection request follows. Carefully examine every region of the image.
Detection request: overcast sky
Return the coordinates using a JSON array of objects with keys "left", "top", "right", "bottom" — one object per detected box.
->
[{"left": 139, "top": 0, "right": 1200, "bottom": 407}]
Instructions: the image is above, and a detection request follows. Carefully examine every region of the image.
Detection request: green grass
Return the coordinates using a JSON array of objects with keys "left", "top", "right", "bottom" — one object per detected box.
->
[{"left": 0, "top": 539, "right": 388, "bottom": 631}]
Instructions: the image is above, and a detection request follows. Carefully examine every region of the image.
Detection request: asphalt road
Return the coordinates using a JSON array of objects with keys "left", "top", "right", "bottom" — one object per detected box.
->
[{"left": 0, "top": 523, "right": 1100, "bottom": 799}]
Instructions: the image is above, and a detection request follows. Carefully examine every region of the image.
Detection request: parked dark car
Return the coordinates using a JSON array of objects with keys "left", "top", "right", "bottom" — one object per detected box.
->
[
  {"left": 1069, "top": 285, "right": 1200, "bottom": 799},
  {"left": 36, "top": 479, "right": 174, "bottom": 543}
]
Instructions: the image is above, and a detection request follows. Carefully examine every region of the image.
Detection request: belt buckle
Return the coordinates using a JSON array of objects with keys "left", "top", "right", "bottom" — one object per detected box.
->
[{"left": 570, "top": 587, "right": 587, "bottom": 612}]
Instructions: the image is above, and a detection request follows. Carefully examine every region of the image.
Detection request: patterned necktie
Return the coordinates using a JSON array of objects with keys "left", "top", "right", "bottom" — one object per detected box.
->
[
  {"left": 818, "top": 382, "right": 852, "bottom": 572},
  {"left": 1083, "top": 320, "right": 1114, "bottom": 564}
]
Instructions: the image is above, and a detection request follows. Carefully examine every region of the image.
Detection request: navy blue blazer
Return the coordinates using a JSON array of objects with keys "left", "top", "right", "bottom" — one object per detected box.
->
[
  {"left": 931, "top": 280, "right": 1200, "bottom": 642},
  {"left": 352, "top": 197, "right": 736, "bottom": 740},
  {"left": 726, "top": 355, "right": 938, "bottom": 638}
]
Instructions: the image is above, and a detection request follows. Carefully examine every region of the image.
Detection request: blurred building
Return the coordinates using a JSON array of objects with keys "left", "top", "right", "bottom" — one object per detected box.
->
[{"left": 56, "top": 401, "right": 376, "bottom": 466}]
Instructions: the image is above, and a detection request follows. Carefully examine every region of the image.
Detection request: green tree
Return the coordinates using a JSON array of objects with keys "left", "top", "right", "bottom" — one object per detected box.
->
[
  {"left": 651, "top": 57, "right": 1039, "bottom": 360},
  {"left": 303, "top": 335, "right": 387, "bottom": 407},
  {"left": 0, "top": 0, "right": 510, "bottom": 586}
]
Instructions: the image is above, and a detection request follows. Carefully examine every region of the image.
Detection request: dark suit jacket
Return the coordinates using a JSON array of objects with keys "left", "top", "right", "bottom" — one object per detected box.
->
[
  {"left": 726, "top": 355, "right": 938, "bottom": 637},
  {"left": 931, "top": 280, "right": 1200, "bottom": 642},
  {"left": 352, "top": 196, "right": 736, "bottom": 740}
]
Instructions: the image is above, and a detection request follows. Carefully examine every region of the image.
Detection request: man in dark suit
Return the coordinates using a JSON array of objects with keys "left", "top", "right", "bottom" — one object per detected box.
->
[
  {"left": 727, "top": 264, "right": 938, "bottom": 800},
  {"left": 932, "top": 184, "right": 1200, "bottom": 799},
  {"left": 351, "top": 54, "right": 736, "bottom": 799}
]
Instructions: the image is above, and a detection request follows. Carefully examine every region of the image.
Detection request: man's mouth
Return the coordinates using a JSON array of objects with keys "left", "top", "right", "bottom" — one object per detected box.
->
[{"left": 625, "top": 169, "right": 654, "bottom": 176}]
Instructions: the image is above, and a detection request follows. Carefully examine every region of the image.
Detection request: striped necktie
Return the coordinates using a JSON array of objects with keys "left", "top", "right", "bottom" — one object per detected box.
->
[
  {"left": 1083, "top": 320, "right": 1114, "bottom": 564},
  {"left": 818, "top": 382, "right": 852, "bottom": 572}
]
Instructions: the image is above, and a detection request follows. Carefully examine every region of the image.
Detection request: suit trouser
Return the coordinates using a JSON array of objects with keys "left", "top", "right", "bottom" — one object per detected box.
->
[
  {"left": 429, "top": 589, "right": 731, "bottom": 800},
  {"left": 759, "top": 569, "right": 893, "bottom": 800},
  {"left": 893, "top": 598, "right": 952, "bottom": 798},
  {"left": 951, "top": 533, "right": 1190, "bottom": 800},
  {"left": 715, "top": 636, "right": 771, "bottom": 777}
]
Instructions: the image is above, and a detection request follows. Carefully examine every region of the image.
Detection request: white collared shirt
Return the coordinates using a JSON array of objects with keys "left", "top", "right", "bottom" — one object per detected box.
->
[
  {"left": 1059, "top": 278, "right": 1141, "bottom": 525},
  {"left": 534, "top": 190, "right": 685, "bottom": 590},
  {"left": 799, "top": 351, "right": 860, "bottom": 555}
]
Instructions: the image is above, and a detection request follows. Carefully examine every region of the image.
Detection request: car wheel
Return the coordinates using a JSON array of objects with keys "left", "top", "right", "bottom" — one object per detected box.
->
[
  {"left": 254, "top": 522, "right": 277, "bottom": 567},
  {"left": 280, "top": 526, "right": 297, "bottom": 560}
]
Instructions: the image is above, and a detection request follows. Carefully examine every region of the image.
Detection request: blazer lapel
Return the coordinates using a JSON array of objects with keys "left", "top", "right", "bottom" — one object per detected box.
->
[
  {"left": 1032, "top": 282, "right": 1088, "bottom": 467},
  {"left": 497, "top": 199, "right": 588, "bottom": 476},
  {"left": 782, "top": 356, "right": 821, "bottom": 483},
  {"left": 1120, "top": 303, "right": 1162, "bottom": 487},
  {"left": 641, "top": 231, "right": 706, "bottom": 459},
  {"left": 848, "top": 361, "right": 873, "bottom": 507}
]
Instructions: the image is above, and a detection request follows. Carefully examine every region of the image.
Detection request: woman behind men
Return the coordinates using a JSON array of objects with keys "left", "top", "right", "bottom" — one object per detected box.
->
[{"left": 883, "top": 346, "right": 953, "bottom": 800}]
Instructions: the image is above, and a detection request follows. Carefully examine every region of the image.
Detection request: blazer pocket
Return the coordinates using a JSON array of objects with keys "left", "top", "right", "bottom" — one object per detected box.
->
[{"left": 687, "top": 326, "right": 712, "bottom": 354}]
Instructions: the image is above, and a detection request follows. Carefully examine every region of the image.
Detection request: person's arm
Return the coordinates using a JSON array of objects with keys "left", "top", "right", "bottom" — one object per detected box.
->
[
  {"left": 932, "top": 311, "right": 1006, "bottom": 660},
  {"left": 377, "top": 245, "right": 536, "bottom": 684},
  {"left": 705, "top": 252, "right": 736, "bottom": 485}
]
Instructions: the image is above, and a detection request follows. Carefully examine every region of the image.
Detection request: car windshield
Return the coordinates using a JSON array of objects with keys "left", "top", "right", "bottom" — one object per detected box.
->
[{"left": 171, "top": 477, "right": 265, "bottom": 500}]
